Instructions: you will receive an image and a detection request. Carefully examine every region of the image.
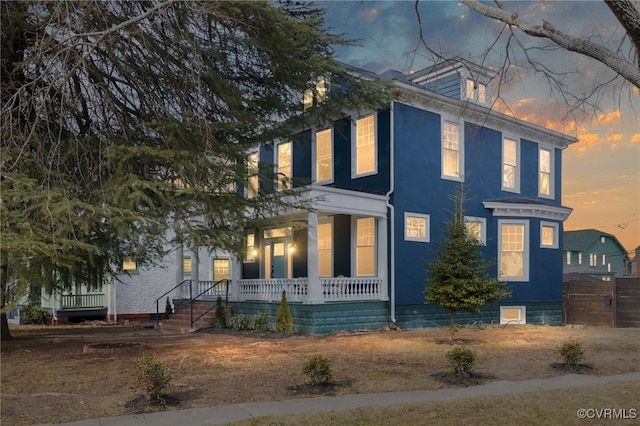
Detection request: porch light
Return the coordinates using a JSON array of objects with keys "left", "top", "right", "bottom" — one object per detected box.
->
[
  {"left": 288, "top": 245, "right": 296, "bottom": 254},
  {"left": 252, "top": 249, "right": 258, "bottom": 257}
]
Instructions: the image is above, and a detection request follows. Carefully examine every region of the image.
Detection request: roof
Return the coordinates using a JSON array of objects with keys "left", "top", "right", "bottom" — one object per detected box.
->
[
  {"left": 563, "top": 229, "right": 628, "bottom": 254},
  {"left": 563, "top": 272, "right": 602, "bottom": 282}
]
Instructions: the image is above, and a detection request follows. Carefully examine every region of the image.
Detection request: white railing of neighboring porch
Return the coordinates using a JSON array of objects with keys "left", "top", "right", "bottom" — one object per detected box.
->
[
  {"left": 237, "top": 278, "right": 308, "bottom": 302},
  {"left": 179, "top": 280, "right": 230, "bottom": 300},
  {"left": 321, "top": 277, "right": 384, "bottom": 301},
  {"left": 237, "top": 277, "right": 384, "bottom": 303}
]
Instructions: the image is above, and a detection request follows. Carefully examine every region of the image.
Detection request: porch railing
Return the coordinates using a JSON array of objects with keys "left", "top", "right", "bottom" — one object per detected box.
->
[
  {"left": 61, "top": 293, "right": 105, "bottom": 309},
  {"left": 237, "top": 277, "right": 384, "bottom": 302},
  {"left": 237, "top": 278, "right": 308, "bottom": 302},
  {"left": 321, "top": 277, "right": 383, "bottom": 301}
]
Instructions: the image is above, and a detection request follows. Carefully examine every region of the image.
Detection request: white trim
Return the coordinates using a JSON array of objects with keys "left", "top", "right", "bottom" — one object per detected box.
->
[
  {"left": 404, "top": 212, "right": 430, "bottom": 242},
  {"left": 313, "top": 127, "right": 334, "bottom": 184},
  {"left": 498, "top": 219, "right": 530, "bottom": 282},
  {"left": 483, "top": 201, "right": 573, "bottom": 221},
  {"left": 440, "top": 116, "right": 465, "bottom": 182},
  {"left": 540, "top": 221, "right": 559, "bottom": 249},
  {"left": 502, "top": 136, "right": 520, "bottom": 193},
  {"left": 538, "top": 145, "right": 555, "bottom": 199},
  {"left": 500, "top": 306, "right": 526, "bottom": 325},
  {"left": 351, "top": 113, "right": 378, "bottom": 178},
  {"left": 464, "top": 216, "right": 487, "bottom": 244}
]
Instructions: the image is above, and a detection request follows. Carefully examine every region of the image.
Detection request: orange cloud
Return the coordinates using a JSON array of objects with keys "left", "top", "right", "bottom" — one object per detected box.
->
[
  {"left": 631, "top": 134, "right": 640, "bottom": 144},
  {"left": 573, "top": 133, "right": 599, "bottom": 153},
  {"left": 596, "top": 111, "right": 621, "bottom": 126}
]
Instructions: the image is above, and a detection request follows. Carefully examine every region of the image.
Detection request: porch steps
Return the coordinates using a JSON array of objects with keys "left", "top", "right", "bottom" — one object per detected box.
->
[{"left": 157, "top": 301, "right": 227, "bottom": 334}]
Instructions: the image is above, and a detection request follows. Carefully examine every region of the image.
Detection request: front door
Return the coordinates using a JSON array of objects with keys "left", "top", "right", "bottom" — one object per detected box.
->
[{"left": 271, "top": 241, "right": 286, "bottom": 278}]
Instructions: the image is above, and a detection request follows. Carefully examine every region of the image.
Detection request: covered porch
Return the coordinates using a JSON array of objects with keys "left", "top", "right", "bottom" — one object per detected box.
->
[{"left": 232, "top": 186, "right": 390, "bottom": 305}]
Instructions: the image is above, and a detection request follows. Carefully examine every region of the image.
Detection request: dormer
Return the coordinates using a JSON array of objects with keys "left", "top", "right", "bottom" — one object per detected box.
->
[
  {"left": 407, "top": 58, "right": 496, "bottom": 106},
  {"left": 303, "top": 77, "right": 328, "bottom": 110}
]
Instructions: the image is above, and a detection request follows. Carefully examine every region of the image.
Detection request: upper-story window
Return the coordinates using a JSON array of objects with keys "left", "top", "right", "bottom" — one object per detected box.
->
[
  {"left": 303, "top": 78, "right": 328, "bottom": 110},
  {"left": 442, "top": 120, "right": 463, "bottom": 180},
  {"left": 466, "top": 79, "right": 487, "bottom": 104},
  {"left": 245, "top": 232, "right": 256, "bottom": 262},
  {"left": 122, "top": 256, "right": 138, "bottom": 274},
  {"left": 465, "top": 216, "right": 487, "bottom": 244},
  {"left": 277, "top": 141, "right": 292, "bottom": 191},
  {"left": 404, "top": 212, "right": 430, "bottom": 242},
  {"left": 247, "top": 152, "right": 258, "bottom": 199},
  {"left": 539, "top": 147, "right": 553, "bottom": 197},
  {"left": 315, "top": 128, "right": 333, "bottom": 183},
  {"left": 540, "top": 222, "right": 559, "bottom": 249},
  {"left": 353, "top": 114, "right": 376, "bottom": 177},
  {"left": 502, "top": 137, "right": 519, "bottom": 192}
]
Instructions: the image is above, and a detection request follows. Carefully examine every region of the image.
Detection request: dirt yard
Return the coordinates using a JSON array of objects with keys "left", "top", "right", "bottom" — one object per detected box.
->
[{"left": 1, "top": 323, "right": 639, "bottom": 426}]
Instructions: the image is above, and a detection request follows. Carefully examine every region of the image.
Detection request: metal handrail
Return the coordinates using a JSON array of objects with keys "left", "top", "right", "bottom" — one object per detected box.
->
[
  {"left": 155, "top": 279, "right": 191, "bottom": 326},
  {"left": 190, "top": 279, "right": 230, "bottom": 327}
]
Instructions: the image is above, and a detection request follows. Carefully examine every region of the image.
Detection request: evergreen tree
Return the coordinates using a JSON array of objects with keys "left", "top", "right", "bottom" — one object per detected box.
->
[
  {"left": 425, "top": 182, "right": 511, "bottom": 340},
  {"left": 276, "top": 290, "right": 294, "bottom": 334},
  {"left": 0, "top": 1, "right": 391, "bottom": 339},
  {"left": 213, "top": 296, "right": 227, "bottom": 328}
]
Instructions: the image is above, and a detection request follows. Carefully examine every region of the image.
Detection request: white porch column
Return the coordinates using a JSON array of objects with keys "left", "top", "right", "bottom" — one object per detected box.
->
[
  {"left": 377, "top": 216, "right": 389, "bottom": 300},
  {"left": 307, "top": 210, "right": 322, "bottom": 303},
  {"left": 230, "top": 256, "right": 242, "bottom": 301},
  {"left": 191, "top": 247, "right": 199, "bottom": 299},
  {"left": 175, "top": 243, "right": 184, "bottom": 285}
]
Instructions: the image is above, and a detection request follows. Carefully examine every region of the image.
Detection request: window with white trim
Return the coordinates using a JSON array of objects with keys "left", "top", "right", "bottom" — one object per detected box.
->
[
  {"left": 539, "top": 147, "right": 553, "bottom": 197},
  {"left": 502, "top": 137, "right": 519, "bottom": 192},
  {"left": 353, "top": 114, "right": 376, "bottom": 177},
  {"left": 499, "top": 220, "right": 529, "bottom": 281},
  {"left": 247, "top": 152, "right": 258, "bottom": 199},
  {"left": 303, "top": 78, "right": 328, "bottom": 110},
  {"left": 277, "top": 141, "right": 292, "bottom": 191},
  {"left": 355, "top": 217, "right": 376, "bottom": 276},
  {"left": 465, "top": 216, "right": 486, "bottom": 244},
  {"left": 442, "top": 120, "right": 463, "bottom": 180},
  {"left": 122, "top": 256, "right": 138, "bottom": 273},
  {"left": 212, "top": 258, "right": 230, "bottom": 281},
  {"left": 466, "top": 79, "right": 487, "bottom": 104},
  {"left": 183, "top": 256, "right": 192, "bottom": 275},
  {"left": 315, "top": 128, "right": 333, "bottom": 183},
  {"left": 318, "top": 220, "right": 333, "bottom": 277},
  {"left": 245, "top": 232, "right": 256, "bottom": 262},
  {"left": 500, "top": 306, "right": 526, "bottom": 325},
  {"left": 540, "top": 222, "right": 559, "bottom": 249},
  {"left": 404, "top": 213, "right": 430, "bottom": 242}
]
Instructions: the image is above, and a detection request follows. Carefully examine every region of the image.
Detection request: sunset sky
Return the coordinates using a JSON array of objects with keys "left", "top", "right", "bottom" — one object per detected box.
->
[{"left": 323, "top": 0, "right": 640, "bottom": 254}]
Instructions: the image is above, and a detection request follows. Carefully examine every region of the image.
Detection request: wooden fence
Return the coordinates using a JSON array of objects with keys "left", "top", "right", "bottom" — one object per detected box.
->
[{"left": 563, "top": 278, "right": 640, "bottom": 327}]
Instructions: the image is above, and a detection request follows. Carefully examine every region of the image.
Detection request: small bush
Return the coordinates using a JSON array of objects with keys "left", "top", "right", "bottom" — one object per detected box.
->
[
  {"left": 275, "top": 290, "right": 293, "bottom": 334},
  {"left": 446, "top": 346, "right": 476, "bottom": 377},
  {"left": 251, "top": 312, "right": 269, "bottom": 333},
  {"left": 554, "top": 339, "right": 585, "bottom": 367},
  {"left": 22, "top": 305, "right": 51, "bottom": 325},
  {"left": 230, "top": 315, "right": 251, "bottom": 331},
  {"left": 213, "top": 296, "right": 227, "bottom": 328},
  {"left": 303, "top": 355, "right": 332, "bottom": 385},
  {"left": 134, "top": 353, "right": 172, "bottom": 405}
]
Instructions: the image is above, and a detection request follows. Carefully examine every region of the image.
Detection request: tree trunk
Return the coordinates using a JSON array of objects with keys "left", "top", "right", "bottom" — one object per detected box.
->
[
  {"left": 449, "top": 310, "right": 456, "bottom": 342},
  {"left": 1, "top": 312, "right": 13, "bottom": 341}
]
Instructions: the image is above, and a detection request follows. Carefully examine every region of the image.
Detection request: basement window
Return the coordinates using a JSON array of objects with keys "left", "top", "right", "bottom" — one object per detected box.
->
[{"left": 500, "top": 306, "right": 526, "bottom": 325}]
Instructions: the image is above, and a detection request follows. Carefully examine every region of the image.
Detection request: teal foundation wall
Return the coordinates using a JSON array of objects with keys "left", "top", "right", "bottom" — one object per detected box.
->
[
  {"left": 230, "top": 301, "right": 390, "bottom": 334},
  {"left": 394, "top": 301, "right": 563, "bottom": 329}
]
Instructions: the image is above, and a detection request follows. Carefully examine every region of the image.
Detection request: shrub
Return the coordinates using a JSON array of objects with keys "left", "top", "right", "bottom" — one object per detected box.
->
[
  {"left": 275, "top": 290, "right": 293, "bottom": 334},
  {"left": 22, "top": 305, "right": 51, "bottom": 325},
  {"left": 554, "top": 339, "right": 585, "bottom": 367},
  {"left": 251, "top": 312, "right": 269, "bottom": 333},
  {"left": 446, "top": 346, "right": 477, "bottom": 377},
  {"left": 303, "top": 355, "right": 332, "bottom": 385},
  {"left": 213, "top": 296, "right": 227, "bottom": 328},
  {"left": 230, "top": 315, "right": 251, "bottom": 331},
  {"left": 134, "top": 353, "right": 172, "bottom": 405}
]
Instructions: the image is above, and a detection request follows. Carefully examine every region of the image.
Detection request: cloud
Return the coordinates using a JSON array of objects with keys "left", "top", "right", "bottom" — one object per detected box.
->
[
  {"left": 573, "top": 133, "right": 599, "bottom": 154},
  {"left": 596, "top": 111, "right": 622, "bottom": 126},
  {"left": 631, "top": 134, "right": 640, "bottom": 144}
]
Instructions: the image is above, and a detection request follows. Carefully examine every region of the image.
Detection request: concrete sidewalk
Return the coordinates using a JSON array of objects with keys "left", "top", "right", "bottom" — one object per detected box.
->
[{"left": 34, "top": 372, "right": 640, "bottom": 426}]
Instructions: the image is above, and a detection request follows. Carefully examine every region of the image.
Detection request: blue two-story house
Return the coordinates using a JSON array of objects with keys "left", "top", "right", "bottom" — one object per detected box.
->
[{"left": 222, "top": 58, "right": 576, "bottom": 333}]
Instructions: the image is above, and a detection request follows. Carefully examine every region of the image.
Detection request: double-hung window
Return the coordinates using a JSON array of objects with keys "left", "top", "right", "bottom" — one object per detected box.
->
[
  {"left": 442, "top": 120, "right": 463, "bottom": 180},
  {"left": 540, "top": 222, "right": 559, "bottom": 248},
  {"left": 247, "top": 152, "right": 259, "bottom": 199},
  {"left": 183, "top": 257, "right": 192, "bottom": 275},
  {"left": 502, "top": 138, "right": 519, "bottom": 192},
  {"left": 245, "top": 232, "right": 256, "bottom": 262},
  {"left": 355, "top": 217, "right": 376, "bottom": 276},
  {"left": 212, "top": 258, "right": 230, "bottom": 281},
  {"left": 353, "top": 114, "right": 376, "bottom": 177},
  {"left": 122, "top": 256, "right": 138, "bottom": 274},
  {"left": 318, "top": 220, "right": 333, "bottom": 277},
  {"left": 465, "top": 216, "right": 486, "bottom": 244},
  {"left": 277, "top": 142, "right": 292, "bottom": 191},
  {"left": 539, "top": 147, "right": 553, "bottom": 197},
  {"left": 315, "top": 129, "right": 333, "bottom": 183},
  {"left": 499, "top": 220, "right": 529, "bottom": 281}
]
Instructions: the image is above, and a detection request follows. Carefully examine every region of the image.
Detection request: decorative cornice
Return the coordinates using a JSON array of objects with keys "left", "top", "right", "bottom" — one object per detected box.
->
[{"left": 483, "top": 201, "right": 573, "bottom": 221}]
